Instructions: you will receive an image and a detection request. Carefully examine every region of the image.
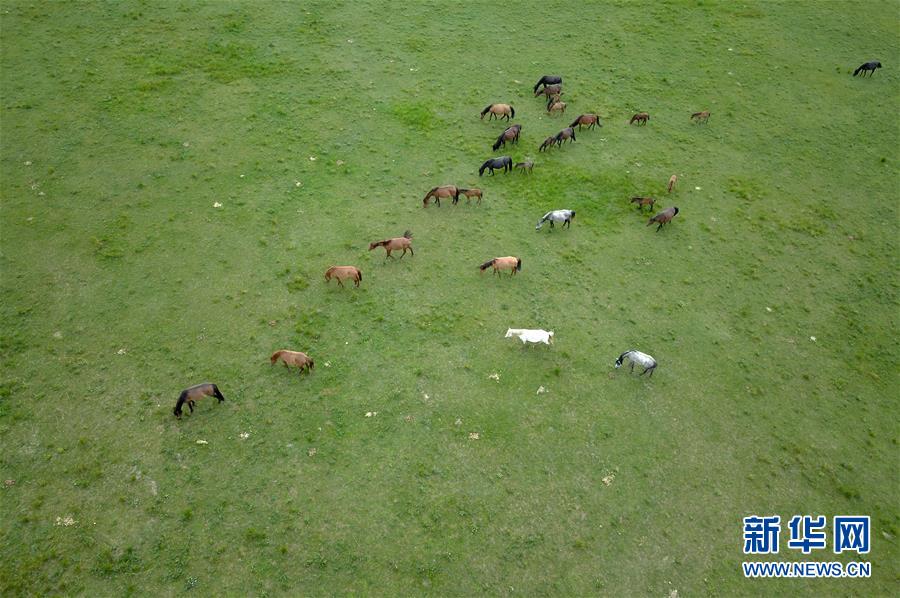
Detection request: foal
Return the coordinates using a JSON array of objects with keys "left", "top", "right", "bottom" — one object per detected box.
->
[
  {"left": 369, "top": 231, "right": 413, "bottom": 259},
  {"left": 458, "top": 188, "right": 483, "bottom": 204},
  {"left": 173, "top": 383, "right": 225, "bottom": 418},
  {"left": 690, "top": 111, "right": 710, "bottom": 124},
  {"left": 629, "top": 112, "right": 650, "bottom": 125},
  {"left": 271, "top": 350, "right": 314, "bottom": 375},
  {"left": 479, "top": 256, "right": 521, "bottom": 276},
  {"left": 534, "top": 83, "right": 562, "bottom": 98},
  {"left": 324, "top": 265, "right": 362, "bottom": 287},
  {"left": 630, "top": 196, "right": 655, "bottom": 211},
  {"left": 667, "top": 174, "right": 677, "bottom": 193}
]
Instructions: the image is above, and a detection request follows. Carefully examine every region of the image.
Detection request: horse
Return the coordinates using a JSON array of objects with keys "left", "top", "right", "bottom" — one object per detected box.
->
[
  {"left": 667, "top": 174, "right": 677, "bottom": 193},
  {"left": 536, "top": 209, "right": 575, "bottom": 231},
  {"left": 853, "top": 61, "right": 881, "bottom": 76},
  {"left": 324, "top": 265, "right": 362, "bottom": 287},
  {"left": 690, "top": 110, "right": 710, "bottom": 124},
  {"left": 547, "top": 99, "right": 567, "bottom": 115},
  {"left": 458, "top": 188, "right": 483, "bottom": 204},
  {"left": 570, "top": 114, "right": 601, "bottom": 130},
  {"left": 369, "top": 231, "right": 413, "bottom": 259},
  {"left": 630, "top": 196, "right": 655, "bottom": 211},
  {"left": 505, "top": 328, "right": 554, "bottom": 345},
  {"left": 515, "top": 160, "right": 534, "bottom": 174},
  {"left": 534, "top": 83, "right": 562, "bottom": 98},
  {"left": 554, "top": 127, "right": 576, "bottom": 145},
  {"left": 539, "top": 136, "right": 556, "bottom": 152},
  {"left": 423, "top": 185, "right": 459, "bottom": 207},
  {"left": 480, "top": 103, "right": 515, "bottom": 121},
  {"left": 479, "top": 256, "right": 521, "bottom": 276},
  {"left": 492, "top": 124, "right": 522, "bottom": 151},
  {"left": 533, "top": 75, "right": 562, "bottom": 93},
  {"left": 647, "top": 207, "right": 679, "bottom": 232},
  {"left": 173, "top": 383, "right": 225, "bottom": 418},
  {"left": 615, "top": 350, "right": 657, "bottom": 377},
  {"left": 270, "top": 350, "right": 314, "bottom": 375},
  {"left": 629, "top": 112, "right": 650, "bottom": 125},
  {"left": 479, "top": 156, "right": 512, "bottom": 176}
]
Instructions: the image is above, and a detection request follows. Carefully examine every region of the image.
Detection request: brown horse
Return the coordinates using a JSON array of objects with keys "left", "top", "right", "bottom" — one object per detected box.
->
[
  {"left": 270, "top": 350, "right": 314, "bottom": 374},
  {"left": 539, "top": 136, "right": 556, "bottom": 152},
  {"left": 480, "top": 103, "right": 515, "bottom": 121},
  {"left": 570, "top": 114, "right": 601, "bottom": 130},
  {"left": 458, "top": 188, "right": 483, "bottom": 204},
  {"left": 479, "top": 256, "right": 522, "bottom": 276},
  {"left": 554, "top": 127, "right": 576, "bottom": 145},
  {"left": 369, "top": 231, "right": 413, "bottom": 259},
  {"left": 173, "top": 383, "right": 225, "bottom": 418},
  {"left": 629, "top": 112, "right": 650, "bottom": 125},
  {"left": 630, "top": 196, "right": 655, "bottom": 211},
  {"left": 690, "top": 110, "right": 710, "bottom": 124},
  {"left": 492, "top": 124, "right": 522, "bottom": 151},
  {"left": 547, "top": 99, "right": 567, "bottom": 115},
  {"left": 369, "top": 231, "right": 416, "bottom": 260},
  {"left": 324, "top": 266, "right": 362, "bottom": 288},
  {"left": 647, "top": 207, "right": 679, "bottom": 232},
  {"left": 667, "top": 175, "right": 677, "bottom": 193},
  {"left": 534, "top": 83, "right": 562, "bottom": 98},
  {"left": 515, "top": 160, "right": 534, "bottom": 174},
  {"left": 423, "top": 185, "right": 459, "bottom": 207}
]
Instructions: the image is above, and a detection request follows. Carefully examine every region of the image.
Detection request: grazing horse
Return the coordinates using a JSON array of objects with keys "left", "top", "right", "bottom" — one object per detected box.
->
[
  {"left": 423, "top": 185, "right": 459, "bottom": 207},
  {"left": 479, "top": 256, "right": 521, "bottom": 276},
  {"left": 690, "top": 110, "right": 710, "bottom": 124},
  {"left": 547, "top": 99, "right": 567, "bottom": 115},
  {"left": 492, "top": 124, "right": 522, "bottom": 151},
  {"left": 536, "top": 209, "right": 575, "bottom": 231},
  {"left": 534, "top": 83, "right": 562, "bottom": 98},
  {"left": 853, "top": 61, "right": 881, "bottom": 76},
  {"left": 629, "top": 112, "right": 650, "bottom": 125},
  {"left": 647, "top": 207, "right": 679, "bottom": 231},
  {"left": 515, "top": 160, "right": 534, "bottom": 174},
  {"left": 667, "top": 174, "right": 677, "bottom": 193},
  {"left": 554, "top": 127, "right": 576, "bottom": 146},
  {"left": 570, "top": 114, "right": 602, "bottom": 130},
  {"left": 505, "top": 328, "right": 554, "bottom": 345},
  {"left": 324, "top": 265, "right": 362, "bottom": 287},
  {"left": 615, "top": 350, "right": 657, "bottom": 377},
  {"left": 533, "top": 75, "right": 562, "bottom": 92},
  {"left": 539, "top": 136, "right": 556, "bottom": 152},
  {"left": 270, "top": 349, "right": 314, "bottom": 375},
  {"left": 630, "top": 196, "right": 655, "bottom": 211},
  {"left": 173, "top": 383, "right": 225, "bottom": 418},
  {"left": 479, "top": 156, "right": 513, "bottom": 176},
  {"left": 369, "top": 231, "right": 413, "bottom": 259},
  {"left": 480, "top": 103, "right": 515, "bottom": 121},
  {"left": 458, "top": 188, "right": 483, "bottom": 204}
]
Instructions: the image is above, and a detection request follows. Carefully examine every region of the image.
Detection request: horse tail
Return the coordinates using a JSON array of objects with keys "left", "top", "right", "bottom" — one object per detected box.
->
[
  {"left": 356, "top": 269, "right": 362, "bottom": 282},
  {"left": 480, "top": 104, "right": 492, "bottom": 117},
  {"left": 479, "top": 259, "right": 494, "bottom": 271},
  {"left": 516, "top": 258, "right": 522, "bottom": 271},
  {"left": 212, "top": 384, "right": 225, "bottom": 402},
  {"left": 270, "top": 350, "right": 282, "bottom": 364},
  {"left": 853, "top": 65, "right": 863, "bottom": 76},
  {"left": 510, "top": 106, "right": 515, "bottom": 118}
]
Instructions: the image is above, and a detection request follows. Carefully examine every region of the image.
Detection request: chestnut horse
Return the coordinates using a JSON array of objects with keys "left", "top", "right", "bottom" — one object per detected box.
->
[
  {"left": 480, "top": 103, "right": 515, "bottom": 121},
  {"left": 173, "top": 383, "right": 225, "bottom": 418},
  {"left": 479, "top": 256, "right": 522, "bottom": 276},
  {"left": 690, "top": 111, "right": 710, "bottom": 124},
  {"left": 629, "top": 112, "right": 650, "bottom": 125},
  {"left": 570, "top": 114, "right": 601, "bottom": 130},
  {"left": 423, "top": 185, "right": 459, "bottom": 207},
  {"left": 534, "top": 83, "right": 562, "bottom": 98},
  {"left": 493, "top": 124, "right": 522, "bottom": 151},
  {"left": 325, "top": 266, "right": 362, "bottom": 287},
  {"left": 667, "top": 175, "right": 677, "bottom": 193},
  {"left": 369, "top": 231, "right": 413, "bottom": 259},
  {"left": 630, "top": 196, "right": 655, "bottom": 211},
  {"left": 458, "top": 188, "right": 483, "bottom": 204},
  {"left": 270, "top": 350, "right": 314, "bottom": 374}
]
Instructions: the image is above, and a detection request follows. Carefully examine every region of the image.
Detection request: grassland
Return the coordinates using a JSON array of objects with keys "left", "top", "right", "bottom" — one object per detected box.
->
[{"left": 1, "top": 1, "right": 898, "bottom": 595}]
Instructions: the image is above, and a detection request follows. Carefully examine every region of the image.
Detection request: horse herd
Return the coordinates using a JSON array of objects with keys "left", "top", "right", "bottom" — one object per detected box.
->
[{"left": 174, "top": 62, "right": 882, "bottom": 417}]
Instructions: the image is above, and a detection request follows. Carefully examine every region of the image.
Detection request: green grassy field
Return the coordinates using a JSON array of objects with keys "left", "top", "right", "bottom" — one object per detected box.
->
[{"left": 1, "top": 1, "right": 898, "bottom": 595}]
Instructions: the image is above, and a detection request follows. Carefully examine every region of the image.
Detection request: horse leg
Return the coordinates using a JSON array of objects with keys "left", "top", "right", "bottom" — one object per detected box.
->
[
  {"left": 188, "top": 400, "right": 195, "bottom": 413},
  {"left": 337, "top": 278, "right": 345, "bottom": 288},
  {"left": 656, "top": 222, "right": 664, "bottom": 232}
]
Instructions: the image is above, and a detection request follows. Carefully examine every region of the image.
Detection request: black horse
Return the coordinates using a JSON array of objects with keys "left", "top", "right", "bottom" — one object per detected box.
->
[
  {"left": 853, "top": 61, "right": 882, "bottom": 77},
  {"left": 479, "top": 156, "right": 513, "bottom": 176},
  {"left": 533, "top": 75, "right": 562, "bottom": 93}
]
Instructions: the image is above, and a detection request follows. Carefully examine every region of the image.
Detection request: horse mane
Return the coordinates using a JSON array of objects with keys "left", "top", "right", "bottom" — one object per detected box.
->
[
  {"left": 270, "top": 350, "right": 283, "bottom": 363},
  {"left": 480, "top": 104, "right": 492, "bottom": 116},
  {"left": 479, "top": 259, "right": 495, "bottom": 271},
  {"left": 569, "top": 115, "right": 582, "bottom": 128},
  {"left": 403, "top": 230, "right": 412, "bottom": 239}
]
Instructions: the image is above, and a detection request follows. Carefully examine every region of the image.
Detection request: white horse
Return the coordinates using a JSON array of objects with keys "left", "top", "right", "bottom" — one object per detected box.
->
[
  {"left": 535, "top": 209, "right": 575, "bottom": 231},
  {"left": 615, "top": 350, "right": 657, "bottom": 377},
  {"left": 505, "top": 328, "right": 554, "bottom": 345}
]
